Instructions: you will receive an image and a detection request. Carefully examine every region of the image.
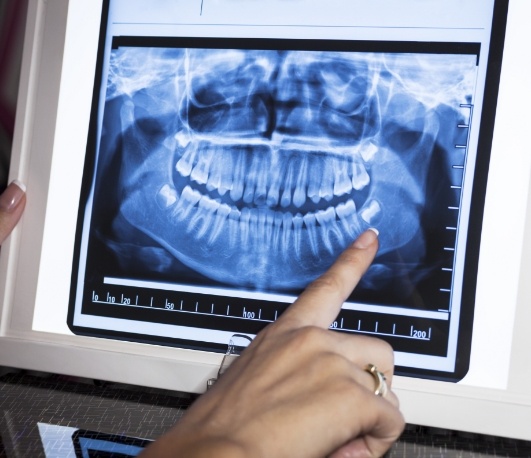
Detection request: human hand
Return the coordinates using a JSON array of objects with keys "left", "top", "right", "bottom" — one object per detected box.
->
[
  {"left": 0, "top": 180, "right": 26, "bottom": 245},
  {"left": 140, "top": 229, "right": 405, "bottom": 458}
]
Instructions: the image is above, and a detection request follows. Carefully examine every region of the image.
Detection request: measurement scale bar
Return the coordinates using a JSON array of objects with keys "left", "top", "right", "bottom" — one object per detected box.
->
[
  {"left": 103, "top": 277, "right": 449, "bottom": 321},
  {"left": 91, "top": 294, "right": 435, "bottom": 342}
]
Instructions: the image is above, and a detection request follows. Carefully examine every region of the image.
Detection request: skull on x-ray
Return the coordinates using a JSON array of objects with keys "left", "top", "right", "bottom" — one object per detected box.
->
[{"left": 100, "top": 47, "right": 476, "bottom": 293}]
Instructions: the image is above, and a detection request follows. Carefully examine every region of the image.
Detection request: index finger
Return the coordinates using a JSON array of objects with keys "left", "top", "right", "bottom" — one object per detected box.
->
[{"left": 277, "top": 228, "right": 379, "bottom": 330}]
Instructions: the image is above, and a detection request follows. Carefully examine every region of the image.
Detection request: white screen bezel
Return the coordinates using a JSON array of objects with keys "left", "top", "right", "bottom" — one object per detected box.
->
[{"left": 1, "top": 0, "right": 531, "bottom": 440}]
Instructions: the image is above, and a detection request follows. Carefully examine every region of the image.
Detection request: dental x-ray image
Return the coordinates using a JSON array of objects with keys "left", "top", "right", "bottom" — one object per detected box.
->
[{"left": 85, "top": 38, "right": 478, "bottom": 311}]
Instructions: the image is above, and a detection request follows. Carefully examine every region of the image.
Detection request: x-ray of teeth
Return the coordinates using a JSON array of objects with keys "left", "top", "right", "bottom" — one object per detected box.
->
[{"left": 91, "top": 44, "right": 478, "bottom": 304}]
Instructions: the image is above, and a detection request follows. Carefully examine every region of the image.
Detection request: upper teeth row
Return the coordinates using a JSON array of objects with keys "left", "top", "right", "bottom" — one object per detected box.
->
[{"left": 174, "top": 138, "right": 374, "bottom": 209}]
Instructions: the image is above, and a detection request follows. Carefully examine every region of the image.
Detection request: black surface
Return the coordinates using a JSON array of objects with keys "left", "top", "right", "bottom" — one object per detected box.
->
[{"left": 0, "top": 371, "right": 531, "bottom": 457}]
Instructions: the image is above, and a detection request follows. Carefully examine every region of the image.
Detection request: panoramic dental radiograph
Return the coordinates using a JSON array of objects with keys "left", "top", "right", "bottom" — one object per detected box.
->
[{"left": 91, "top": 44, "right": 478, "bottom": 306}]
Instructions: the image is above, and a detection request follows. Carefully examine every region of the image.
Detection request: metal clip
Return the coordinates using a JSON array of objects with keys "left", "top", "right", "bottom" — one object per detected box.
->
[{"left": 207, "top": 334, "right": 253, "bottom": 390}]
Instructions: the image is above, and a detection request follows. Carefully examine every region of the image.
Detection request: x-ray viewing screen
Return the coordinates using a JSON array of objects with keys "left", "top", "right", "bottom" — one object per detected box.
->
[{"left": 68, "top": 0, "right": 508, "bottom": 381}]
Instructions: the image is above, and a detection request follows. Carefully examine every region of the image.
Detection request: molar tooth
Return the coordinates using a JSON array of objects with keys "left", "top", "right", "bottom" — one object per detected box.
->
[
  {"left": 360, "top": 199, "right": 382, "bottom": 225},
  {"left": 188, "top": 196, "right": 220, "bottom": 239},
  {"left": 176, "top": 145, "right": 197, "bottom": 177},
  {"left": 230, "top": 151, "right": 247, "bottom": 202},
  {"left": 171, "top": 185, "right": 201, "bottom": 221},
  {"left": 360, "top": 142, "right": 378, "bottom": 162},
  {"left": 293, "top": 156, "right": 308, "bottom": 208},
  {"left": 315, "top": 207, "right": 343, "bottom": 255},
  {"left": 333, "top": 159, "right": 353, "bottom": 197},
  {"left": 208, "top": 203, "right": 231, "bottom": 245},
  {"left": 351, "top": 161, "right": 370, "bottom": 191},
  {"left": 156, "top": 184, "right": 178, "bottom": 209},
  {"left": 303, "top": 213, "right": 319, "bottom": 257},
  {"left": 191, "top": 147, "right": 214, "bottom": 185},
  {"left": 174, "top": 130, "right": 192, "bottom": 149},
  {"left": 336, "top": 199, "right": 361, "bottom": 238}
]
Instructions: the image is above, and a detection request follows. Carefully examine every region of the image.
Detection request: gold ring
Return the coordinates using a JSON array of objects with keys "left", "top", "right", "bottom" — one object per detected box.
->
[{"left": 365, "top": 364, "right": 388, "bottom": 397}]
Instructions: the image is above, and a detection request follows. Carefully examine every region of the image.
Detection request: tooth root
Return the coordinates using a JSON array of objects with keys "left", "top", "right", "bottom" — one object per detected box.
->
[
  {"left": 156, "top": 184, "right": 178, "bottom": 209},
  {"left": 319, "top": 159, "right": 335, "bottom": 202},
  {"left": 208, "top": 203, "right": 231, "bottom": 245},
  {"left": 307, "top": 156, "right": 323, "bottom": 204},
  {"left": 315, "top": 207, "right": 343, "bottom": 255},
  {"left": 292, "top": 156, "right": 308, "bottom": 208},
  {"left": 254, "top": 155, "right": 270, "bottom": 206},
  {"left": 244, "top": 153, "right": 261, "bottom": 204},
  {"left": 352, "top": 161, "right": 370, "bottom": 190},
  {"left": 267, "top": 163, "right": 282, "bottom": 207},
  {"left": 333, "top": 159, "right": 353, "bottom": 197},
  {"left": 219, "top": 154, "right": 234, "bottom": 196},
  {"left": 262, "top": 209, "right": 275, "bottom": 247},
  {"left": 271, "top": 211, "right": 284, "bottom": 251},
  {"left": 292, "top": 213, "right": 304, "bottom": 259},
  {"left": 176, "top": 146, "right": 197, "bottom": 177},
  {"left": 171, "top": 185, "right": 201, "bottom": 221},
  {"left": 230, "top": 151, "right": 247, "bottom": 202},
  {"left": 206, "top": 154, "right": 222, "bottom": 192},
  {"left": 360, "top": 199, "right": 382, "bottom": 225},
  {"left": 188, "top": 196, "right": 220, "bottom": 239},
  {"left": 227, "top": 209, "right": 241, "bottom": 249},
  {"left": 280, "top": 159, "right": 296, "bottom": 208},
  {"left": 282, "top": 212, "right": 293, "bottom": 255},
  {"left": 336, "top": 199, "right": 361, "bottom": 238},
  {"left": 239, "top": 207, "right": 251, "bottom": 246},
  {"left": 303, "top": 213, "right": 319, "bottom": 257}
]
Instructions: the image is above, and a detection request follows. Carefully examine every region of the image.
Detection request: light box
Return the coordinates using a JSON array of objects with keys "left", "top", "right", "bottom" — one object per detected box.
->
[{"left": 1, "top": 0, "right": 531, "bottom": 440}]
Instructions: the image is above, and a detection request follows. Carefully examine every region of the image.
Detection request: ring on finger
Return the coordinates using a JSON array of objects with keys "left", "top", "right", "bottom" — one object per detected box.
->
[{"left": 365, "top": 363, "right": 388, "bottom": 397}]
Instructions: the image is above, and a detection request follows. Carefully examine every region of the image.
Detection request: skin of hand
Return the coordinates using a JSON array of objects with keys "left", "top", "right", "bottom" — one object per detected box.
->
[
  {"left": 0, "top": 180, "right": 26, "bottom": 245},
  {"left": 139, "top": 229, "right": 405, "bottom": 458}
]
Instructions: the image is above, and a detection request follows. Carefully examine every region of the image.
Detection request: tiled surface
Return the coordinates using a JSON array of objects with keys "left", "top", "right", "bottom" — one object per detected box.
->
[{"left": 1, "top": 373, "right": 531, "bottom": 457}]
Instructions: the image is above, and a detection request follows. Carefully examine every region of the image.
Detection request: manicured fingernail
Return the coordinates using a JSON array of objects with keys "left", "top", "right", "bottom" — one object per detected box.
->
[
  {"left": 353, "top": 228, "right": 379, "bottom": 249},
  {"left": 0, "top": 180, "right": 26, "bottom": 212}
]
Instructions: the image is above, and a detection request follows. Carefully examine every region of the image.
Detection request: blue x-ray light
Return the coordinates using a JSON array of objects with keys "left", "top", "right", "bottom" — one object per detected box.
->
[{"left": 97, "top": 47, "right": 477, "bottom": 293}]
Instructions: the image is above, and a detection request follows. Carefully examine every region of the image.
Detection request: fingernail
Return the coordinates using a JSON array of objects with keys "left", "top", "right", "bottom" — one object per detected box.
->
[
  {"left": 353, "top": 228, "right": 379, "bottom": 249},
  {"left": 0, "top": 180, "right": 26, "bottom": 212}
]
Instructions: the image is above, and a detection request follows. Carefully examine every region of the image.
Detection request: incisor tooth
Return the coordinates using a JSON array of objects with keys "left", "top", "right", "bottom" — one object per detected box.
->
[
  {"left": 230, "top": 152, "right": 247, "bottom": 202},
  {"left": 293, "top": 157, "right": 308, "bottom": 208},
  {"left": 319, "top": 159, "right": 334, "bottom": 202}
]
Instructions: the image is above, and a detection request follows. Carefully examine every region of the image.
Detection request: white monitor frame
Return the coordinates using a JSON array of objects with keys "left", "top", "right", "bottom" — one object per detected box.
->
[{"left": 1, "top": 0, "right": 531, "bottom": 440}]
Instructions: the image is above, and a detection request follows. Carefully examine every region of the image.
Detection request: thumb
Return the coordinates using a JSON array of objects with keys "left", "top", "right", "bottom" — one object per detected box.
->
[{"left": 0, "top": 180, "right": 26, "bottom": 245}]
